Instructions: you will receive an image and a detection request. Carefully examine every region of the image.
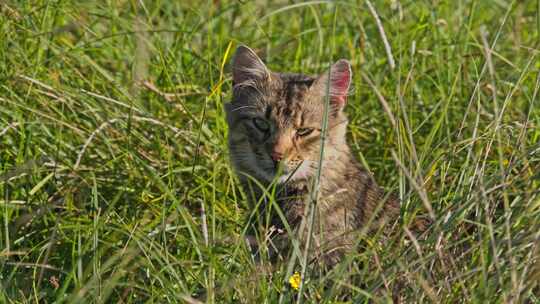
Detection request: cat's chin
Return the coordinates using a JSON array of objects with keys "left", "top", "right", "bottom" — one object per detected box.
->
[
  {"left": 276, "top": 161, "right": 314, "bottom": 184},
  {"left": 277, "top": 172, "right": 309, "bottom": 184}
]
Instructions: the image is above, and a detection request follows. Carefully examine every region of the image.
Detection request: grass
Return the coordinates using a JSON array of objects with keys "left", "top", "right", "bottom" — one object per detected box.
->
[{"left": 1, "top": 0, "right": 539, "bottom": 302}]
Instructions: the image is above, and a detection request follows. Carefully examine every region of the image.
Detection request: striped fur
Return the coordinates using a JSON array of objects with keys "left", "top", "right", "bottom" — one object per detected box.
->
[{"left": 226, "top": 45, "right": 400, "bottom": 267}]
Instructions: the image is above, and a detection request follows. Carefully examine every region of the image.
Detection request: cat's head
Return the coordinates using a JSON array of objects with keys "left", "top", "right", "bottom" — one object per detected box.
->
[{"left": 225, "top": 45, "right": 351, "bottom": 184}]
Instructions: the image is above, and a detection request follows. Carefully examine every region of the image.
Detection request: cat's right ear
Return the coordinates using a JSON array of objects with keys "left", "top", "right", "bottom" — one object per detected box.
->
[
  {"left": 232, "top": 45, "right": 270, "bottom": 86},
  {"left": 312, "top": 59, "right": 352, "bottom": 110}
]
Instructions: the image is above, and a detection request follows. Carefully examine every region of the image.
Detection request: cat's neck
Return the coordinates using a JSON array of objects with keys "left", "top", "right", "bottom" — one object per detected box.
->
[{"left": 284, "top": 145, "right": 358, "bottom": 196}]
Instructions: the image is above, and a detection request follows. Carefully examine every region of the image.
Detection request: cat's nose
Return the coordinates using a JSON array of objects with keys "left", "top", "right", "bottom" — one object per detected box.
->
[{"left": 271, "top": 151, "right": 283, "bottom": 162}]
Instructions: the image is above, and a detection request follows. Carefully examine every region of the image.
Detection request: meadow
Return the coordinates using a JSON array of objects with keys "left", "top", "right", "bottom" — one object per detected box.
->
[{"left": 1, "top": 0, "right": 539, "bottom": 302}]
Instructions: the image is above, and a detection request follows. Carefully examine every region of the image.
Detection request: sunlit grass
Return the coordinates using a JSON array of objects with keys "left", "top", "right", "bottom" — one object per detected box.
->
[{"left": 1, "top": 1, "right": 539, "bottom": 303}]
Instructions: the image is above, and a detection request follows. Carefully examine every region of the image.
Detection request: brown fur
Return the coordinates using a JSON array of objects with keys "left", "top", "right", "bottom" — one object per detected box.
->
[{"left": 225, "top": 46, "right": 400, "bottom": 267}]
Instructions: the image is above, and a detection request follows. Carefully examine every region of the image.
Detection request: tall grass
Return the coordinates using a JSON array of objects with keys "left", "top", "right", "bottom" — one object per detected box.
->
[{"left": 1, "top": 1, "right": 539, "bottom": 302}]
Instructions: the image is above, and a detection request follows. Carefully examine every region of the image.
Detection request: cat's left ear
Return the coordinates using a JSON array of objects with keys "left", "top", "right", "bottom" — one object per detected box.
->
[
  {"left": 232, "top": 45, "right": 270, "bottom": 86},
  {"left": 313, "top": 59, "right": 352, "bottom": 109}
]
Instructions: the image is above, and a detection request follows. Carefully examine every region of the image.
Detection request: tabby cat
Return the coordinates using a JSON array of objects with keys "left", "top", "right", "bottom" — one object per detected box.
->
[{"left": 225, "top": 45, "right": 400, "bottom": 267}]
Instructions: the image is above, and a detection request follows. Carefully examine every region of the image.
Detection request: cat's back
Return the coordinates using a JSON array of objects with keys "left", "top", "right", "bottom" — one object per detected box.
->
[{"left": 330, "top": 156, "right": 400, "bottom": 230}]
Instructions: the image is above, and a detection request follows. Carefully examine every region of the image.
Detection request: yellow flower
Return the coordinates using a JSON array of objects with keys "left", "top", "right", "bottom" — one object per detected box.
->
[{"left": 289, "top": 272, "right": 301, "bottom": 291}]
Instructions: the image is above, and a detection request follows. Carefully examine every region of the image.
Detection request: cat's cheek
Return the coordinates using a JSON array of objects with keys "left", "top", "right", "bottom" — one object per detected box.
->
[
  {"left": 228, "top": 131, "right": 249, "bottom": 147},
  {"left": 242, "top": 124, "right": 267, "bottom": 143}
]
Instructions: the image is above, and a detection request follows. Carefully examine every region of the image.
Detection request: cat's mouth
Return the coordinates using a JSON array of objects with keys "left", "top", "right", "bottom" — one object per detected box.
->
[{"left": 275, "top": 160, "right": 314, "bottom": 183}]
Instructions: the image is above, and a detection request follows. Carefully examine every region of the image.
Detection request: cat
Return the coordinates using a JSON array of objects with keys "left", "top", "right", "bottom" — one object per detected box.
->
[{"left": 225, "top": 45, "right": 402, "bottom": 267}]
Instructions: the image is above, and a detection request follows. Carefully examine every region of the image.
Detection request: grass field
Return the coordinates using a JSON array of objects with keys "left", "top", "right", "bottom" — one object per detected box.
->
[{"left": 1, "top": 0, "right": 539, "bottom": 303}]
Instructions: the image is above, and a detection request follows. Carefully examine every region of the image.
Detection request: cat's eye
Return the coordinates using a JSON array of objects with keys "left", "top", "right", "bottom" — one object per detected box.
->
[
  {"left": 296, "top": 128, "right": 314, "bottom": 137},
  {"left": 252, "top": 117, "right": 270, "bottom": 132}
]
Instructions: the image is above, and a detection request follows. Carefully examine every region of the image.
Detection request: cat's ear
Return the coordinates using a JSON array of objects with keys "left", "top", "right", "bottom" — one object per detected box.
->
[
  {"left": 313, "top": 59, "right": 352, "bottom": 109},
  {"left": 232, "top": 45, "right": 270, "bottom": 85}
]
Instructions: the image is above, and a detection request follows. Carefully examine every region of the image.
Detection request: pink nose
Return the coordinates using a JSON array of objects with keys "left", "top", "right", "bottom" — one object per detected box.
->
[{"left": 271, "top": 151, "right": 283, "bottom": 162}]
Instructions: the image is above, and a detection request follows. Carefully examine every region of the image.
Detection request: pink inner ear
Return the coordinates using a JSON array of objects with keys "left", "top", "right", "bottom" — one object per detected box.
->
[
  {"left": 333, "top": 71, "right": 350, "bottom": 95},
  {"left": 330, "top": 62, "right": 351, "bottom": 105}
]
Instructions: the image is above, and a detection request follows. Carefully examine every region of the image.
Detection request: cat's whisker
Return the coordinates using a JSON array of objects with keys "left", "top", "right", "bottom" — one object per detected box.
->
[{"left": 230, "top": 105, "right": 259, "bottom": 112}]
